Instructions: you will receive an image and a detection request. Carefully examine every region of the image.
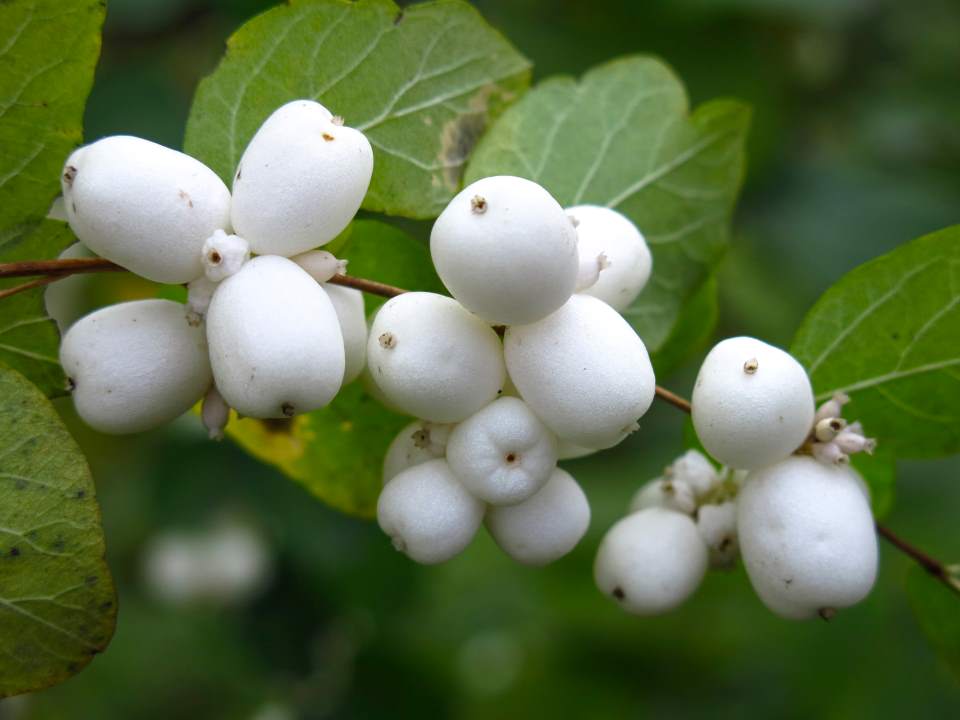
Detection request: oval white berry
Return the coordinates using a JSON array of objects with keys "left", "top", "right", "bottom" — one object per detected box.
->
[
  {"left": 44, "top": 242, "right": 94, "bottom": 332},
  {"left": 692, "top": 336, "right": 815, "bottom": 470},
  {"left": 60, "top": 299, "right": 212, "bottom": 434},
  {"left": 566, "top": 205, "right": 652, "bottom": 310},
  {"left": 505, "top": 294, "right": 655, "bottom": 448},
  {"left": 202, "top": 385, "right": 230, "bottom": 440},
  {"left": 737, "top": 456, "right": 878, "bottom": 620},
  {"left": 383, "top": 420, "right": 454, "bottom": 483},
  {"left": 377, "top": 459, "right": 484, "bottom": 564},
  {"left": 430, "top": 176, "right": 579, "bottom": 325},
  {"left": 293, "top": 250, "right": 346, "bottom": 283},
  {"left": 61, "top": 136, "right": 231, "bottom": 283},
  {"left": 594, "top": 508, "right": 708, "bottom": 615},
  {"left": 366, "top": 292, "right": 505, "bottom": 423},
  {"left": 446, "top": 397, "right": 558, "bottom": 505},
  {"left": 668, "top": 449, "right": 720, "bottom": 498},
  {"left": 206, "top": 255, "right": 345, "bottom": 418},
  {"left": 485, "top": 468, "right": 590, "bottom": 566},
  {"left": 629, "top": 478, "right": 696, "bottom": 515},
  {"left": 230, "top": 100, "right": 373, "bottom": 257},
  {"left": 323, "top": 284, "right": 367, "bottom": 384}
]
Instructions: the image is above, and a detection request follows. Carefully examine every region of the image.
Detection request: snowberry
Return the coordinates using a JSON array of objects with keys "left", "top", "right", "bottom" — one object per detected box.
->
[
  {"left": 366, "top": 292, "right": 505, "bottom": 423},
  {"left": 504, "top": 294, "right": 655, "bottom": 448},
  {"left": 629, "top": 478, "right": 696, "bottom": 515},
  {"left": 696, "top": 501, "right": 738, "bottom": 568},
  {"left": 377, "top": 459, "right": 485, "bottom": 564},
  {"left": 692, "top": 336, "right": 815, "bottom": 470},
  {"left": 61, "top": 136, "right": 231, "bottom": 283},
  {"left": 44, "top": 242, "right": 94, "bottom": 332},
  {"left": 557, "top": 440, "right": 602, "bottom": 461},
  {"left": 293, "top": 250, "right": 347, "bottom": 283},
  {"left": 60, "top": 299, "right": 212, "bottom": 434},
  {"left": 205, "top": 255, "right": 345, "bottom": 418},
  {"left": 737, "top": 456, "right": 878, "bottom": 620},
  {"left": 594, "top": 508, "right": 708, "bottom": 615},
  {"left": 485, "top": 468, "right": 590, "bottom": 566},
  {"left": 383, "top": 420, "right": 454, "bottom": 483},
  {"left": 566, "top": 205, "right": 652, "bottom": 311},
  {"left": 202, "top": 230, "right": 250, "bottom": 282},
  {"left": 430, "top": 176, "right": 579, "bottom": 325},
  {"left": 186, "top": 275, "right": 217, "bottom": 324},
  {"left": 668, "top": 449, "right": 720, "bottom": 498},
  {"left": 230, "top": 100, "right": 373, "bottom": 257},
  {"left": 446, "top": 397, "right": 558, "bottom": 505},
  {"left": 323, "top": 284, "right": 367, "bottom": 384},
  {"left": 201, "top": 385, "right": 230, "bottom": 440}
]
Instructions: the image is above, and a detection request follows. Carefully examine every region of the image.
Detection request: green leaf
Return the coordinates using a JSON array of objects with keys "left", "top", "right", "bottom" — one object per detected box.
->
[
  {"left": 906, "top": 566, "right": 960, "bottom": 683},
  {"left": 791, "top": 226, "right": 960, "bottom": 458},
  {"left": 226, "top": 220, "right": 438, "bottom": 516},
  {"left": 0, "top": 362, "right": 116, "bottom": 698},
  {"left": 338, "top": 219, "right": 445, "bottom": 314},
  {"left": 0, "top": 0, "right": 105, "bottom": 230},
  {"left": 0, "top": 220, "right": 76, "bottom": 397},
  {"left": 650, "top": 275, "right": 718, "bottom": 376},
  {"left": 464, "top": 56, "right": 750, "bottom": 353},
  {"left": 184, "top": 0, "right": 531, "bottom": 219},
  {"left": 850, "top": 446, "right": 895, "bottom": 519}
]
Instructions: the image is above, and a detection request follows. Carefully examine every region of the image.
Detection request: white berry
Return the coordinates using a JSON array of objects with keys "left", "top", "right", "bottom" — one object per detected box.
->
[
  {"left": 696, "top": 501, "right": 738, "bottom": 567},
  {"left": 692, "top": 336, "right": 815, "bottom": 470},
  {"left": 383, "top": 420, "right": 454, "bottom": 483},
  {"left": 377, "top": 459, "right": 484, "bottom": 564},
  {"left": 566, "top": 205, "right": 652, "bottom": 310},
  {"left": 293, "top": 250, "right": 346, "bottom": 283},
  {"left": 44, "top": 242, "right": 94, "bottom": 332},
  {"left": 737, "top": 456, "right": 878, "bottom": 620},
  {"left": 629, "top": 478, "right": 696, "bottom": 515},
  {"left": 430, "top": 176, "right": 579, "bottom": 325},
  {"left": 668, "top": 449, "right": 720, "bottom": 498},
  {"left": 202, "top": 385, "right": 230, "bottom": 440},
  {"left": 446, "top": 397, "right": 558, "bottom": 506},
  {"left": 202, "top": 229, "right": 250, "bottom": 282},
  {"left": 485, "top": 468, "right": 590, "bottom": 566},
  {"left": 504, "top": 294, "right": 655, "bottom": 448},
  {"left": 594, "top": 508, "right": 708, "bottom": 615},
  {"left": 366, "top": 292, "right": 505, "bottom": 423},
  {"left": 205, "top": 255, "right": 345, "bottom": 418},
  {"left": 61, "top": 136, "right": 231, "bottom": 283},
  {"left": 323, "top": 284, "right": 367, "bottom": 384},
  {"left": 231, "top": 100, "right": 373, "bottom": 257},
  {"left": 60, "top": 299, "right": 212, "bottom": 434}
]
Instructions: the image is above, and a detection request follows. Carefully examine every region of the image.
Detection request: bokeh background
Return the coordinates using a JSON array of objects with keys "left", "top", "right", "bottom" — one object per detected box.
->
[{"left": 5, "top": 0, "right": 960, "bottom": 717}]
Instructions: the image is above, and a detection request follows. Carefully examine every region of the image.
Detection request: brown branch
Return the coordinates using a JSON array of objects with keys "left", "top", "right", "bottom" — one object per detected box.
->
[
  {"left": 876, "top": 523, "right": 959, "bottom": 594},
  {"left": 0, "top": 275, "right": 63, "bottom": 301},
  {"left": 654, "top": 385, "right": 692, "bottom": 414},
  {"left": 0, "top": 257, "right": 124, "bottom": 279},
  {"left": 327, "top": 273, "right": 405, "bottom": 299}
]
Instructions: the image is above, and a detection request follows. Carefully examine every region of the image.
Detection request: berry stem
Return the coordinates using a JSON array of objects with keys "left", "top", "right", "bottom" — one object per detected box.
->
[
  {"left": 654, "top": 385, "right": 692, "bottom": 414},
  {"left": 875, "top": 523, "right": 960, "bottom": 594}
]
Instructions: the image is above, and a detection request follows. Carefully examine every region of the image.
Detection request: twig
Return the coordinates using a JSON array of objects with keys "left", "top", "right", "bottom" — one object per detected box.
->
[
  {"left": 876, "top": 524, "right": 960, "bottom": 594},
  {"left": 654, "top": 385, "right": 693, "bottom": 414},
  {"left": 327, "top": 273, "right": 405, "bottom": 299},
  {"left": 0, "top": 257, "right": 123, "bottom": 278},
  {"left": 0, "top": 275, "right": 62, "bottom": 301}
]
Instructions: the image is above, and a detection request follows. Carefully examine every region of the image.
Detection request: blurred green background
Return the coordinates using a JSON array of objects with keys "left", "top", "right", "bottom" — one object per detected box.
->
[{"left": 5, "top": 0, "right": 960, "bottom": 717}]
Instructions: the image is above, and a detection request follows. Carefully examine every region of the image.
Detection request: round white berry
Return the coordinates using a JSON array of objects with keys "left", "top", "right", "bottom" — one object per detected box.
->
[
  {"left": 366, "top": 292, "right": 505, "bottom": 423},
  {"left": 377, "top": 459, "right": 484, "bottom": 565},
  {"left": 692, "top": 336, "right": 815, "bottom": 470},
  {"left": 430, "top": 176, "right": 578, "bottom": 325},
  {"left": 668, "top": 449, "right": 720, "bottom": 498},
  {"left": 737, "top": 456, "right": 878, "bottom": 620},
  {"left": 205, "top": 255, "right": 345, "bottom": 418},
  {"left": 566, "top": 205, "right": 652, "bottom": 311},
  {"left": 446, "top": 397, "right": 558, "bottom": 506},
  {"left": 485, "top": 468, "right": 590, "bottom": 566},
  {"left": 292, "top": 250, "right": 346, "bottom": 283},
  {"left": 44, "top": 242, "right": 94, "bottom": 332},
  {"left": 61, "top": 136, "right": 231, "bottom": 283},
  {"left": 504, "top": 294, "right": 655, "bottom": 448},
  {"left": 629, "top": 478, "right": 696, "bottom": 515},
  {"left": 696, "top": 501, "right": 738, "bottom": 567},
  {"left": 202, "top": 229, "right": 250, "bottom": 282},
  {"left": 594, "top": 508, "right": 708, "bottom": 615},
  {"left": 383, "top": 420, "right": 454, "bottom": 483},
  {"left": 230, "top": 100, "right": 373, "bottom": 257},
  {"left": 323, "top": 284, "right": 367, "bottom": 384},
  {"left": 60, "top": 299, "right": 212, "bottom": 434}
]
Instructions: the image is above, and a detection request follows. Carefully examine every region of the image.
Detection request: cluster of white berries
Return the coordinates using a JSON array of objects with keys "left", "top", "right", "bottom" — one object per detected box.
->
[
  {"left": 596, "top": 337, "right": 879, "bottom": 620},
  {"left": 374, "top": 176, "right": 657, "bottom": 566},
  {"left": 56, "top": 100, "right": 373, "bottom": 435}
]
